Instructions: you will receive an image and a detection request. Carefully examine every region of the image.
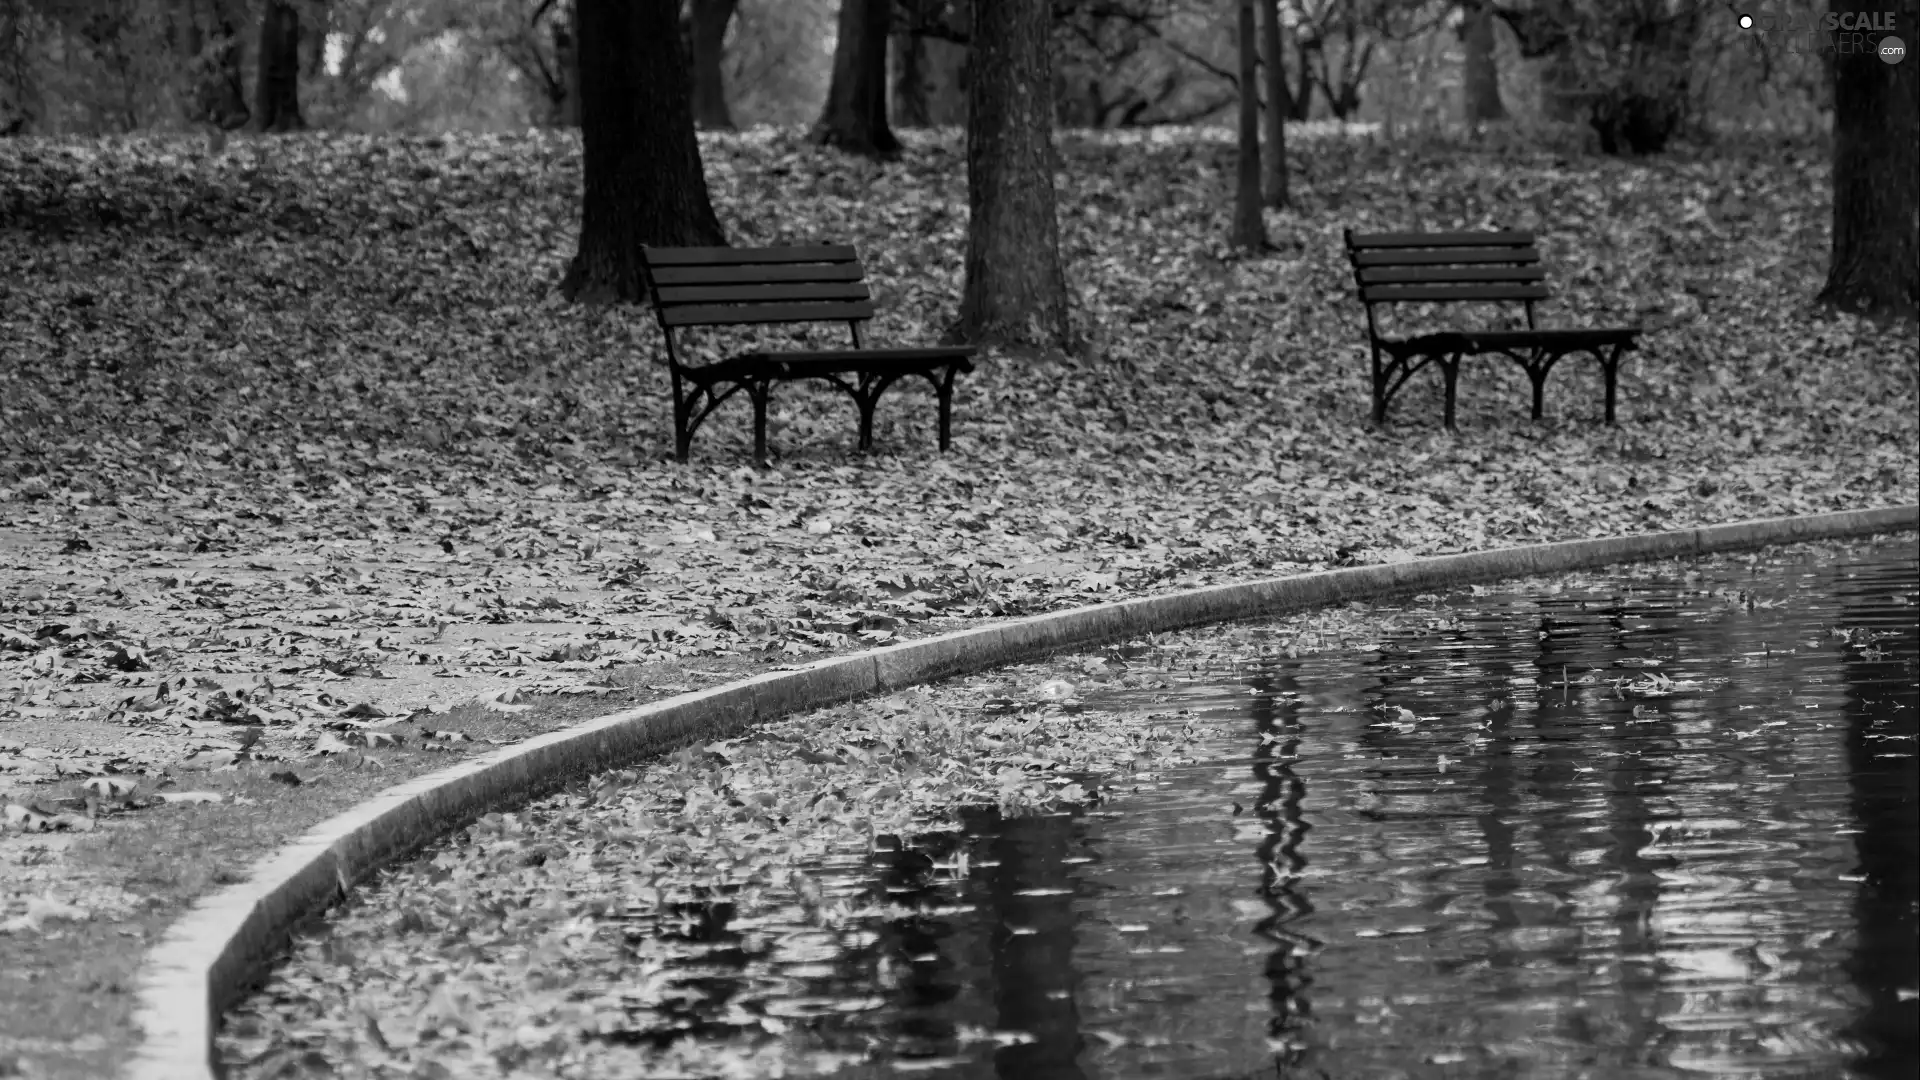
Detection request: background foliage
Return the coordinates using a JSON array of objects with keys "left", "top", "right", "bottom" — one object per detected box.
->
[{"left": 0, "top": 0, "right": 1836, "bottom": 143}]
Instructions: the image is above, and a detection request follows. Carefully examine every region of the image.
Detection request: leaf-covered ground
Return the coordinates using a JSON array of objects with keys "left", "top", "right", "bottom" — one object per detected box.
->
[{"left": 0, "top": 126, "right": 1916, "bottom": 1077}]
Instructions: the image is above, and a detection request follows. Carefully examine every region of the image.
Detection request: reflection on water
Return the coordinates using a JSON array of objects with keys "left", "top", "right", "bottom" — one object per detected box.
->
[{"left": 636, "top": 542, "right": 1919, "bottom": 1080}]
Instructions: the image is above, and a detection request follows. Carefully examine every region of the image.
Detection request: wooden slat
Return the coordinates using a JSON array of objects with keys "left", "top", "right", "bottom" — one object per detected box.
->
[
  {"left": 647, "top": 263, "right": 866, "bottom": 287},
  {"left": 1347, "top": 230, "right": 1534, "bottom": 250},
  {"left": 1352, "top": 247, "right": 1540, "bottom": 268},
  {"left": 641, "top": 245, "right": 858, "bottom": 267},
  {"left": 1359, "top": 266, "right": 1546, "bottom": 285},
  {"left": 1360, "top": 283, "right": 1551, "bottom": 304},
  {"left": 659, "top": 300, "right": 877, "bottom": 327},
  {"left": 654, "top": 282, "right": 872, "bottom": 305}
]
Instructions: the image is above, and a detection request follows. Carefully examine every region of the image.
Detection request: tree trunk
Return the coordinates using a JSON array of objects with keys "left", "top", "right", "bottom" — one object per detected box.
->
[
  {"left": 892, "top": 26, "right": 930, "bottom": 127},
  {"left": 1290, "top": 37, "right": 1316, "bottom": 120},
  {"left": 1461, "top": 3, "right": 1505, "bottom": 124},
  {"left": 1232, "top": 0, "right": 1266, "bottom": 250},
  {"left": 689, "top": 0, "right": 736, "bottom": 130},
  {"left": 184, "top": 0, "right": 249, "bottom": 130},
  {"left": 253, "top": 0, "right": 303, "bottom": 132},
  {"left": 813, "top": 0, "right": 899, "bottom": 156},
  {"left": 954, "top": 0, "right": 1070, "bottom": 350},
  {"left": 1816, "top": 0, "right": 1918, "bottom": 319},
  {"left": 561, "top": 0, "right": 726, "bottom": 306},
  {"left": 1259, "top": 0, "right": 1289, "bottom": 209}
]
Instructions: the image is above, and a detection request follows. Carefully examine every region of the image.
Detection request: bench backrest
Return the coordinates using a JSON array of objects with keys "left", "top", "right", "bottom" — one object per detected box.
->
[
  {"left": 641, "top": 245, "right": 877, "bottom": 331},
  {"left": 1345, "top": 230, "right": 1550, "bottom": 333}
]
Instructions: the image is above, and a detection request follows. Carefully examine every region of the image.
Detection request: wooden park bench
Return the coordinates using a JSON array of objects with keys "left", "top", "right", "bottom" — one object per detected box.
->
[
  {"left": 1344, "top": 230, "right": 1641, "bottom": 430},
  {"left": 639, "top": 244, "right": 977, "bottom": 463}
]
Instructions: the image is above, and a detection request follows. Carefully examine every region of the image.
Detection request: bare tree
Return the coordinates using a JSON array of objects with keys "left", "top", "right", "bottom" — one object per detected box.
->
[
  {"left": 561, "top": 0, "right": 725, "bottom": 305},
  {"left": 813, "top": 0, "right": 898, "bottom": 155},
  {"left": 689, "top": 0, "right": 738, "bottom": 129},
  {"left": 487, "top": 0, "right": 578, "bottom": 127},
  {"left": 1260, "top": 0, "right": 1289, "bottom": 207},
  {"left": 1232, "top": 0, "right": 1266, "bottom": 249},
  {"left": 1460, "top": 0, "right": 1505, "bottom": 123},
  {"left": 954, "top": 0, "right": 1070, "bottom": 349},
  {"left": 1816, "top": 0, "right": 1918, "bottom": 319},
  {"left": 253, "top": 0, "right": 304, "bottom": 131},
  {"left": 183, "top": 0, "right": 249, "bottom": 131},
  {"left": 892, "top": 16, "right": 931, "bottom": 126}
]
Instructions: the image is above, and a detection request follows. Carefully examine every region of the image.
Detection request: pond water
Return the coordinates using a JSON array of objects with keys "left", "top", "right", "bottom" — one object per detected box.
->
[{"left": 622, "top": 541, "right": 1918, "bottom": 1080}]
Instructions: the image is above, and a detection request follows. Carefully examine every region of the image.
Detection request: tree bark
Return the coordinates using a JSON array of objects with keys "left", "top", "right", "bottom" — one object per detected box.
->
[
  {"left": 1259, "top": 0, "right": 1289, "bottom": 209},
  {"left": 892, "top": 26, "right": 930, "bottom": 127},
  {"left": 1816, "top": 0, "right": 1919, "bottom": 319},
  {"left": 689, "top": 0, "right": 737, "bottom": 130},
  {"left": 1461, "top": 3, "right": 1505, "bottom": 124},
  {"left": 954, "top": 0, "right": 1070, "bottom": 350},
  {"left": 561, "top": 0, "right": 726, "bottom": 306},
  {"left": 1232, "top": 0, "right": 1266, "bottom": 250},
  {"left": 253, "top": 0, "right": 303, "bottom": 132},
  {"left": 813, "top": 0, "right": 899, "bottom": 156}
]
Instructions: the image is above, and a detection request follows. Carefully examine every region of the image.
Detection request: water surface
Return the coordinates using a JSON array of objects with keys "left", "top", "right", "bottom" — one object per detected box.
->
[{"left": 678, "top": 542, "right": 1919, "bottom": 1079}]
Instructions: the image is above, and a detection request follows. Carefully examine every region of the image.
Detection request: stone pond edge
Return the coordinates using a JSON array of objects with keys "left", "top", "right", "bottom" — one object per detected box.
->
[{"left": 122, "top": 503, "right": 1920, "bottom": 1080}]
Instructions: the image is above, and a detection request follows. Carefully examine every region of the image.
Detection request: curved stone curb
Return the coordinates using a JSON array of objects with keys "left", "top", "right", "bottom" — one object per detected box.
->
[{"left": 125, "top": 504, "right": 1918, "bottom": 1080}]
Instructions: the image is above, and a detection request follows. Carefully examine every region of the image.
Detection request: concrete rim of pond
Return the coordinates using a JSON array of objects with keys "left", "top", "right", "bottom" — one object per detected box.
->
[{"left": 124, "top": 504, "right": 1919, "bottom": 1080}]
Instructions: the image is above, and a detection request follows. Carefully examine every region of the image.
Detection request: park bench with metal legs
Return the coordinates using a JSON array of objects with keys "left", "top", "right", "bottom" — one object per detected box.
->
[
  {"left": 640, "top": 245, "right": 977, "bottom": 462},
  {"left": 1344, "top": 229, "right": 1642, "bottom": 430}
]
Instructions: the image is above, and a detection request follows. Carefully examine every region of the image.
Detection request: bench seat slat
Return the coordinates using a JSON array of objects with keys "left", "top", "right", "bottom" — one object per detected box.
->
[
  {"left": 655, "top": 282, "right": 873, "bottom": 305},
  {"left": 1353, "top": 248, "right": 1540, "bottom": 268},
  {"left": 659, "top": 300, "right": 879, "bottom": 327},
  {"left": 1463, "top": 328, "right": 1639, "bottom": 349},
  {"left": 642, "top": 244, "right": 857, "bottom": 266},
  {"left": 743, "top": 346, "right": 977, "bottom": 369},
  {"left": 648, "top": 263, "right": 866, "bottom": 286},
  {"left": 1360, "top": 283, "right": 1551, "bottom": 303},
  {"left": 682, "top": 348, "right": 976, "bottom": 382},
  {"left": 1348, "top": 230, "right": 1534, "bottom": 249},
  {"left": 1359, "top": 266, "right": 1546, "bottom": 285}
]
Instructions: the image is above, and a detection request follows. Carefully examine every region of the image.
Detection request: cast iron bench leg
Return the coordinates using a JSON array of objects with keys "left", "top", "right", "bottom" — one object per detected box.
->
[
  {"left": 936, "top": 367, "right": 957, "bottom": 451},
  {"left": 1441, "top": 354, "right": 1461, "bottom": 433},
  {"left": 1529, "top": 352, "right": 1550, "bottom": 421},
  {"left": 1602, "top": 346, "right": 1621, "bottom": 425}
]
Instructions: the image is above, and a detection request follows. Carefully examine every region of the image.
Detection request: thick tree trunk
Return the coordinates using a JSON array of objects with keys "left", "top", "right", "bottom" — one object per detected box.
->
[
  {"left": 253, "top": 0, "right": 303, "bottom": 132},
  {"left": 892, "top": 27, "right": 930, "bottom": 127},
  {"left": 1816, "top": 0, "right": 1919, "bottom": 319},
  {"left": 561, "top": 0, "right": 726, "bottom": 306},
  {"left": 1461, "top": 4, "right": 1506, "bottom": 124},
  {"left": 954, "top": 0, "right": 1070, "bottom": 350},
  {"left": 1259, "top": 0, "right": 1288, "bottom": 209},
  {"left": 813, "top": 0, "right": 899, "bottom": 156},
  {"left": 184, "top": 0, "right": 249, "bottom": 130},
  {"left": 1232, "top": 0, "right": 1266, "bottom": 250},
  {"left": 689, "top": 0, "right": 736, "bottom": 130}
]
